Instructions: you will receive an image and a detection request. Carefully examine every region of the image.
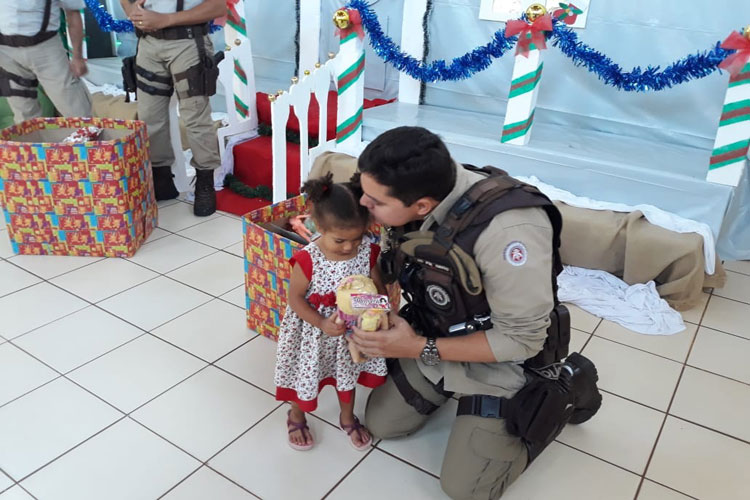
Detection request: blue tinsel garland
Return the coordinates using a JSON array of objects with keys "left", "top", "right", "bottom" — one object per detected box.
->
[
  {"left": 347, "top": 0, "right": 517, "bottom": 83},
  {"left": 83, "top": 0, "right": 221, "bottom": 34},
  {"left": 549, "top": 21, "right": 732, "bottom": 92},
  {"left": 347, "top": 0, "right": 734, "bottom": 91}
]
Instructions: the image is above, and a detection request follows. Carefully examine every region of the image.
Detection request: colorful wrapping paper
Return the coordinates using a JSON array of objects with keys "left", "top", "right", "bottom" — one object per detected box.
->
[{"left": 0, "top": 117, "right": 157, "bottom": 257}]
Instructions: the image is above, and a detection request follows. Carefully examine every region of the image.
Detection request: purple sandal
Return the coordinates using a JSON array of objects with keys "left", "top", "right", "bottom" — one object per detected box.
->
[
  {"left": 287, "top": 410, "right": 314, "bottom": 451},
  {"left": 339, "top": 415, "right": 372, "bottom": 451}
]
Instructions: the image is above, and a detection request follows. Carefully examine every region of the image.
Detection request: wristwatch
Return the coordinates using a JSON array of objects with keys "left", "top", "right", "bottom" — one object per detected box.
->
[{"left": 420, "top": 337, "right": 441, "bottom": 366}]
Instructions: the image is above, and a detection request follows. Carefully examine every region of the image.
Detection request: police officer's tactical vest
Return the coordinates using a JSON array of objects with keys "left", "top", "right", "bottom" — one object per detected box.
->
[{"left": 383, "top": 165, "right": 570, "bottom": 368}]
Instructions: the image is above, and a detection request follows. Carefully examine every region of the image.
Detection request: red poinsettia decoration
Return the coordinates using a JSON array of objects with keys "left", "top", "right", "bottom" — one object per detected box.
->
[
  {"left": 553, "top": 3, "right": 584, "bottom": 25},
  {"left": 506, "top": 14, "right": 553, "bottom": 58},
  {"left": 335, "top": 8, "right": 364, "bottom": 40},
  {"left": 719, "top": 30, "right": 750, "bottom": 77}
]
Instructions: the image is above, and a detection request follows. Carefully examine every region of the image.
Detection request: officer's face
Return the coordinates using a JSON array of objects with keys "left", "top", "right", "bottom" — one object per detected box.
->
[{"left": 359, "top": 173, "right": 424, "bottom": 226}]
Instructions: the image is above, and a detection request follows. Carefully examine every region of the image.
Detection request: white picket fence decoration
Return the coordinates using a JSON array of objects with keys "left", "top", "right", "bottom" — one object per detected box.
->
[{"left": 270, "top": 59, "right": 339, "bottom": 203}]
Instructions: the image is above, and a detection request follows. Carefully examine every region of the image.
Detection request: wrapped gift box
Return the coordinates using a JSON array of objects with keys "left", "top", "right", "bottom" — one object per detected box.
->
[
  {"left": 0, "top": 117, "right": 157, "bottom": 257},
  {"left": 243, "top": 195, "right": 308, "bottom": 340}
]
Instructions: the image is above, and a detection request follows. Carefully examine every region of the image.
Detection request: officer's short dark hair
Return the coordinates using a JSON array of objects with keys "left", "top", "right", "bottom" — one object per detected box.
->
[{"left": 358, "top": 126, "right": 456, "bottom": 206}]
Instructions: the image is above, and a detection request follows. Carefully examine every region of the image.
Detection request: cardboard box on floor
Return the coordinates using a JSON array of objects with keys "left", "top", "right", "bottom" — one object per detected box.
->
[{"left": 0, "top": 117, "right": 157, "bottom": 257}]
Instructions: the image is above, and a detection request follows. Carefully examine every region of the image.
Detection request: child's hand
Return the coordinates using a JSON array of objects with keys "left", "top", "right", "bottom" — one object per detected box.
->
[{"left": 320, "top": 313, "right": 346, "bottom": 336}]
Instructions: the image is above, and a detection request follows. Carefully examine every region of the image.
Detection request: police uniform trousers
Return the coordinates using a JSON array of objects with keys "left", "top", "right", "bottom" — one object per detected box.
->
[
  {"left": 0, "top": 35, "right": 91, "bottom": 123},
  {"left": 366, "top": 358, "right": 528, "bottom": 500},
  {"left": 135, "top": 34, "right": 220, "bottom": 172}
]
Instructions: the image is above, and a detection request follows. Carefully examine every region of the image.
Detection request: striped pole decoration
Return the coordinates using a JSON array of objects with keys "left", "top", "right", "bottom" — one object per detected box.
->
[
  {"left": 224, "top": 0, "right": 252, "bottom": 123},
  {"left": 501, "top": 42, "right": 543, "bottom": 145},
  {"left": 335, "top": 29, "right": 365, "bottom": 151},
  {"left": 708, "top": 62, "right": 750, "bottom": 186}
]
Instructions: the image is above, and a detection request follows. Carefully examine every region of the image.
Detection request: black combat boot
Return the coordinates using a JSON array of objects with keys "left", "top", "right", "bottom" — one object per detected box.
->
[
  {"left": 525, "top": 353, "right": 602, "bottom": 465},
  {"left": 152, "top": 166, "right": 179, "bottom": 201},
  {"left": 193, "top": 169, "right": 216, "bottom": 217},
  {"left": 559, "top": 352, "right": 602, "bottom": 424}
]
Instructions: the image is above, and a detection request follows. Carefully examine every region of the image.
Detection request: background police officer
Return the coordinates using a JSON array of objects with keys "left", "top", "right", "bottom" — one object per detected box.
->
[
  {"left": 351, "top": 126, "right": 599, "bottom": 500},
  {"left": 0, "top": 0, "right": 92, "bottom": 123},
  {"left": 120, "top": 0, "right": 224, "bottom": 216}
]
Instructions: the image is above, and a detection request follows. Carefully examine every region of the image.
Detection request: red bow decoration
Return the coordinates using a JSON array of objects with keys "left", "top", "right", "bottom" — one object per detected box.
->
[
  {"left": 214, "top": 0, "right": 239, "bottom": 28},
  {"left": 719, "top": 31, "right": 750, "bottom": 77},
  {"left": 506, "top": 14, "right": 553, "bottom": 57},
  {"left": 336, "top": 9, "right": 364, "bottom": 40},
  {"left": 308, "top": 292, "right": 337, "bottom": 308}
]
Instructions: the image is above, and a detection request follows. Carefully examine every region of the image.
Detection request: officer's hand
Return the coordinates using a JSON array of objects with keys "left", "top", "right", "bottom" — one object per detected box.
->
[
  {"left": 130, "top": 1, "right": 172, "bottom": 31},
  {"left": 351, "top": 311, "right": 423, "bottom": 359},
  {"left": 69, "top": 58, "right": 87, "bottom": 78}
]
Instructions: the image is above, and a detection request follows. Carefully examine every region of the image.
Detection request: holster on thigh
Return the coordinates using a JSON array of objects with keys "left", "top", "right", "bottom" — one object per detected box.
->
[{"left": 0, "top": 67, "right": 38, "bottom": 98}]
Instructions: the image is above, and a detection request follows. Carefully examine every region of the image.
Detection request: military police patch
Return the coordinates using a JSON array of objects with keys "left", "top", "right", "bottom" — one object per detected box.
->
[
  {"left": 426, "top": 284, "right": 451, "bottom": 308},
  {"left": 504, "top": 241, "right": 528, "bottom": 266}
]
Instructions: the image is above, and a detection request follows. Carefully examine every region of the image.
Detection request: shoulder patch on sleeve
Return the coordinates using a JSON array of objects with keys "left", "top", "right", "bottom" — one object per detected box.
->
[{"left": 504, "top": 241, "right": 527, "bottom": 266}]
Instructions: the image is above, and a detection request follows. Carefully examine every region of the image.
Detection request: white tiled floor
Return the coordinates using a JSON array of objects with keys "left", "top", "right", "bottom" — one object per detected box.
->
[{"left": 1, "top": 201, "right": 749, "bottom": 499}]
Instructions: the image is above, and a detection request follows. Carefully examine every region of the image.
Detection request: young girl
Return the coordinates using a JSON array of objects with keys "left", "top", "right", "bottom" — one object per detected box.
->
[{"left": 274, "top": 173, "right": 388, "bottom": 452}]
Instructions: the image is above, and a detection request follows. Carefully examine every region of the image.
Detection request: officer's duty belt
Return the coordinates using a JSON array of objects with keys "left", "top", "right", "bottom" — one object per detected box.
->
[
  {"left": 0, "top": 31, "right": 57, "bottom": 48},
  {"left": 135, "top": 23, "right": 209, "bottom": 40}
]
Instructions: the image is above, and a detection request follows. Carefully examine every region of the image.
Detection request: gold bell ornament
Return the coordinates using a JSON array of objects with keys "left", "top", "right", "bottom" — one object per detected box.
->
[
  {"left": 525, "top": 3, "right": 547, "bottom": 22},
  {"left": 333, "top": 9, "right": 351, "bottom": 30}
]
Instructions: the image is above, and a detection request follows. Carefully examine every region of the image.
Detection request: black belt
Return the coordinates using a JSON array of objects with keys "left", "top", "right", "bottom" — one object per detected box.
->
[
  {"left": 387, "top": 358, "right": 453, "bottom": 415},
  {"left": 456, "top": 395, "right": 508, "bottom": 419},
  {"left": 136, "top": 23, "right": 209, "bottom": 40},
  {"left": 0, "top": 30, "right": 57, "bottom": 48}
]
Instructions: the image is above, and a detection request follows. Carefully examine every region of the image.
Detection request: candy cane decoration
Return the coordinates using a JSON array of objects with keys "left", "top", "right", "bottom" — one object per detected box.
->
[
  {"left": 708, "top": 28, "right": 750, "bottom": 186},
  {"left": 501, "top": 5, "right": 551, "bottom": 145},
  {"left": 333, "top": 8, "right": 365, "bottom": 153},
  {"left": 224, "top": 0, "right": 253, "bottom": 122}
]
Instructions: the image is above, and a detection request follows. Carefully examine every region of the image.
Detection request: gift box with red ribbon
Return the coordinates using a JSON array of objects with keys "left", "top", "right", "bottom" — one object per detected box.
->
[{"left": 0, "top": 117, "right": 157, "bottom": 257}]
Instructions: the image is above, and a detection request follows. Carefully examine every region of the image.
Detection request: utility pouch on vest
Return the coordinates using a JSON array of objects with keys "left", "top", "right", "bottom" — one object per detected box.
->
[{"left": 121, "top": 56, "right": 137, "bottom": 102}]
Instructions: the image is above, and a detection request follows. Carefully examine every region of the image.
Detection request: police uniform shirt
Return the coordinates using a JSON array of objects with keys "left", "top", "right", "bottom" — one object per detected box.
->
[
  {"left": 0, "top": 0, "right": 84, "bottom": 36},
  {"left": 417, "top": 164, "right": 555, "bottom": 399},
  {"left": 143, "top": 0, "right": 204, "bottom": 14}
]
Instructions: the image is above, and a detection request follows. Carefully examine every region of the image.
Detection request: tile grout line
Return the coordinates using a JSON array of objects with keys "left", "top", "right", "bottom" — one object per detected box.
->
[
  {"left": 633, "top": 293, "right": 708, "bottom": 500},
  {"left": 706, "top": 291, "right": 750, "bottom": 308},
  {"left": 370, "top": 446, "right": 441, "bottom": 480},
  {"left": 12, "top": 415, "right": 130, "bottom": 485},
  {"left": 552, "top": 440, "right": 644, "bottom": 479},
  {"left": 321, "top": 447, "right": 378, "bottom": 499}
]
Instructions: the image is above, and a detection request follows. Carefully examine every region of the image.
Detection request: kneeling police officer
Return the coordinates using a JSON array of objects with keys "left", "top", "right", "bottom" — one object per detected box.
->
[
  {"left": 121, "top": 0, "right": 224, "bottom": 216},
  {"left": 351, "top": 126, "right": 601, "bottom": 500}
]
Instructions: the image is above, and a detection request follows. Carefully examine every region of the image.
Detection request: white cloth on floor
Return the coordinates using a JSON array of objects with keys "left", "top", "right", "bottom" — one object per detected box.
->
[
  {"left": 515, "top": 175, "right": 716, "bottom": 275},
  {"left": 82, "top": 79, "right": 126, "bottom": 96},
  {"left": 557, "top": 266, "right": 686, "bottom": 335}
]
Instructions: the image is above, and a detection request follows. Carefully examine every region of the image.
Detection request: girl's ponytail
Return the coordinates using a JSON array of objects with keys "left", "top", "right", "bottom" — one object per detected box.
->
[{"left": 302, "top": 172, "right": 335, "bottom": 204}]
